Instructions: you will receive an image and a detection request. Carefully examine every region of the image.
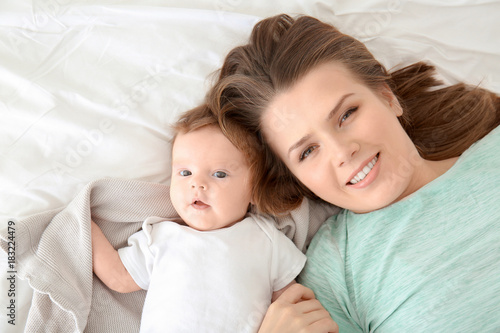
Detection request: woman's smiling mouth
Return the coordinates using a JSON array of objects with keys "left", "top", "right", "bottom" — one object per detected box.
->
[{"left": 347, "top": 153, "right": 380, "bottom": 187}]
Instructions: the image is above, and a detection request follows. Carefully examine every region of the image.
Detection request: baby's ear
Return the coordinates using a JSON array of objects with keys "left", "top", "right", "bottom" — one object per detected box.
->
[{"left": 379, "top": 83, "right": 403, "bottom": 116}]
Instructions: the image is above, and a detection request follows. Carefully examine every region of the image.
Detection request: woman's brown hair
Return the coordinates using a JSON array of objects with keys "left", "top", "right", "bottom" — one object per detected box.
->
[{"left": 208, "top": 14, "right": 500, "bottom": 215}]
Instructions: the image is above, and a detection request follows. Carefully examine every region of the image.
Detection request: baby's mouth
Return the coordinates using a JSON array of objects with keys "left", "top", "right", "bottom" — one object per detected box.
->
[{"left": 192, "top": 200, "right": 210, "bottom": 209}]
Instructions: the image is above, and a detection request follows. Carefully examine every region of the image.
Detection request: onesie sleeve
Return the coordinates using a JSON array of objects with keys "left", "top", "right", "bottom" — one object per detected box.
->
[
  {"left": 270, "top": 225, "right": 307, "bottom": 291},
  {"left": 118, "top": 227, "right": 156, "bottom": 290}
]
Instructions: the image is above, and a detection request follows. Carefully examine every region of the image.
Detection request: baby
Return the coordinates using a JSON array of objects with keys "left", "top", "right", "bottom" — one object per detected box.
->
[{"left": 91, "top": 105, "right": 306, "bottom": 332}]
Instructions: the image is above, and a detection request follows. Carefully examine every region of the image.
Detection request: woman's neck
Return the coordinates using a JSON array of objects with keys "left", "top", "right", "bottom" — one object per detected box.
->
[{"left": 394, "top": 156, "right": 459, "bottom": 203}]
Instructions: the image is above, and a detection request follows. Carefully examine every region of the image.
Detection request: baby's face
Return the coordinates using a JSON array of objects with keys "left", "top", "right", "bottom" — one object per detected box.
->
[{"left": 170, "top": 125, "right": 253, "bottom": 231}]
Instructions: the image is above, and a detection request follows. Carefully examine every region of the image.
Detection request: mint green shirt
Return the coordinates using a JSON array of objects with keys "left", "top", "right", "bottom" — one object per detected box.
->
[{"left": 299, "top": 126, "right": 500, "bottom": 332}]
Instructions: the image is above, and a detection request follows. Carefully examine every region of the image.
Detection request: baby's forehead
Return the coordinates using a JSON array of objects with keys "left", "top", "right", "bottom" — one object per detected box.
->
[
  {"left": 173, "top": 125, "right": 228, "bottom": 151},
  {"left": 172, "top": 125, "right": 249, "bottom": 168}
]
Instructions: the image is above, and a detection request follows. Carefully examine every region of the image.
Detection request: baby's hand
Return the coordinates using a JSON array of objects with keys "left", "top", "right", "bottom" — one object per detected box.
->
[{"left": 258, "top": 283, "right": 338, "bottom": 333}]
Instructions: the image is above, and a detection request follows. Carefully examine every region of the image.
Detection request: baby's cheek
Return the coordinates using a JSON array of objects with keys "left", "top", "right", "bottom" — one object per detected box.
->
[{"left": 169, "top": 184, "right": 184, "bottom": 213}]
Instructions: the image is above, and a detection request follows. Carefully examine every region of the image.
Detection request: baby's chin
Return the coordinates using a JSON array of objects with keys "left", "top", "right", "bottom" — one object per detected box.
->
[
  {"left": 178, "top": 214, "right": 220, "bottom": 231},
  {"left": 181, "top": 216, "right": 240, "bottom": 232}
]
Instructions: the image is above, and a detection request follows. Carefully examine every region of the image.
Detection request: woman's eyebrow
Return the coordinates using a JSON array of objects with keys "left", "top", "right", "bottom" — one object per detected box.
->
[
  {"left": 287, "top": 93, "right": 354, "bottom": 159},
  {"left": 326, "top": 93, "right": 354, "bottom": 121},
  {"left": 288, "top": 134, "right": 312, "bottom": 158}
]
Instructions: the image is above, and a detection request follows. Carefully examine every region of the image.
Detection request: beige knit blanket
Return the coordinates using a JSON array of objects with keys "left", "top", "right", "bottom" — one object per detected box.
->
[{"left": 0, "top": 178, "right": 338, "bottom": 332}]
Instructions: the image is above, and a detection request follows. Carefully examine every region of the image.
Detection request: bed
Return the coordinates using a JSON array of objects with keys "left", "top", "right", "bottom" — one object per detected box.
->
[{"left": 1, "top": 0, "right": 499, "bottom": 332}]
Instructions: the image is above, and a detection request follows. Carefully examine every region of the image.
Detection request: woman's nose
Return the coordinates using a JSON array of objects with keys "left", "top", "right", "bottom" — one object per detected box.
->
[{"left": 327, "top": 136, "right": 359, "bottom": 167}]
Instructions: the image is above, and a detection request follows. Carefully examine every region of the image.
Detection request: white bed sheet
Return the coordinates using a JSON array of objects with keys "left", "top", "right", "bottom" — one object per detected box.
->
[{"left": 1, "top": 0, "right": 499, "bottom": 332}]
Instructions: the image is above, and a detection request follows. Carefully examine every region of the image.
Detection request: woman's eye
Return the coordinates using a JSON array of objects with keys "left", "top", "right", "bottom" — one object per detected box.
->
[
  {"left": 213, "top": 171, "right": 227, "bottom": 178},
  {"left": 179, "top": 170, "right": 192, "bottom": 177},
  {"left": 340, "top": 106, "right": 358, "bottom": 124},
  {"left": 299, "top": 146, "right": 317, "bottom": 162}
]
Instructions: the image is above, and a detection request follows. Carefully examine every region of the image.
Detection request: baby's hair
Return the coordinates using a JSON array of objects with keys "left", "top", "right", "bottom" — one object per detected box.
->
[
  {"left": 171, "top": 104, "right": 218, "bottom": 142},
  {"left": 171, "top": 104, "right": 271, "bottom": 214}
]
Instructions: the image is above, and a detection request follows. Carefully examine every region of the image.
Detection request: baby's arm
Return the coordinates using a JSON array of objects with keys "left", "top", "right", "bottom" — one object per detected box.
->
[
  {"left": 272, "top": 280, "right": 296, "bottom": 302},
  {"left": 91, "top": 220, "right": 141, "bottom": 293},
  {"left": 263, "top": 223, "right": 337, "bottom": 332}
]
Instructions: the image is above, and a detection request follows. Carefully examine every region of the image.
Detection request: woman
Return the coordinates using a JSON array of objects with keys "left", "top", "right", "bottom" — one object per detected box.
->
[{"left": 208, "top": 14, "right": 500, "bottom": 332}]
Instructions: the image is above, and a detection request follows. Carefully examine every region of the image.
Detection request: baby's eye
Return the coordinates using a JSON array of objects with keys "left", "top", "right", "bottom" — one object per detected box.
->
[
  {"left": 179, "top": 170, "right": 192, "bottom": 177},
  {"left": 213, "top": 171, "right": 227, "bottom": 178}
]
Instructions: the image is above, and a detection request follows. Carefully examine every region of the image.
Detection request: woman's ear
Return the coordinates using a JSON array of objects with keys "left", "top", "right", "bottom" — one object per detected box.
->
[{"left": 379, "top": 83, "right": 403, "bottom": 117}]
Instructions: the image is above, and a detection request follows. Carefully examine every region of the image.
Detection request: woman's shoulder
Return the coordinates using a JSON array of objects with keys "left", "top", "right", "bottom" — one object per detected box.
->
[
  {"left": 461, "top": 124, "right": 500, "bottom": 159},
  {"left": 448, "top": 124, "right": 500, "bottom": 176},
  {"left": 308, "top": 209, "right": 351, "bottom": 248}
]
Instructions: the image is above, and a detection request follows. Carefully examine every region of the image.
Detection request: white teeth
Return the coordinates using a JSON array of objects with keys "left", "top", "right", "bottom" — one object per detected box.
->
[{"left": 349, "top": 155, "right": 378, "bottom": 185}]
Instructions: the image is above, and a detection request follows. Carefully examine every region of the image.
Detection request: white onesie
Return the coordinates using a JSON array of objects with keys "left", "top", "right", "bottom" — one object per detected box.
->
[{"left": 118, "top": 214, "right": 306, "bottom": 332}]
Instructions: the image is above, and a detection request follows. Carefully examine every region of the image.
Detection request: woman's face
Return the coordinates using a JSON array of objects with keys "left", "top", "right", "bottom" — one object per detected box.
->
[{"left": 262, "top": 62, "right": 425, "bottom": 213}]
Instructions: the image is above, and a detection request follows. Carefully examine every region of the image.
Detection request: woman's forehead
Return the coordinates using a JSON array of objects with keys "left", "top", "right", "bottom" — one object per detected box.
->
[{"left": 263, "top": 64, "right": 358, "bottom": 129}]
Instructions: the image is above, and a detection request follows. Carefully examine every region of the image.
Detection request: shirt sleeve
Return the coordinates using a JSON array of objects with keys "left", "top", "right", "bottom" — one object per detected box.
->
[
  {"left": 269, "top": 223, "right": 307, "bottom": 291},
  {"left": 298, "top": 217, "right": 363, "bottom": 333},
  {"left": 118, "top": 227, "right": 155, "bottom": 290}
]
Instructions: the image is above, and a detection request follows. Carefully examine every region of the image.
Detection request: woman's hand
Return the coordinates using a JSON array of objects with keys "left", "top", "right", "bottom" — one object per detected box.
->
[{"left": 259, "top": 283, "right": 339, "bottom": 333}]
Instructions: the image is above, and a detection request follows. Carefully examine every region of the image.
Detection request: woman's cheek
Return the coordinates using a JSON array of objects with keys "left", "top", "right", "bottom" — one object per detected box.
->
[{"left": 299, "top": 165, "right": 323, "bottom": 192}]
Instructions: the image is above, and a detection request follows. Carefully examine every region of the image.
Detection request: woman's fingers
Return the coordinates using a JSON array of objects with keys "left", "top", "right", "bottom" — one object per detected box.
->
[
  {"left": 306, "top": 316, "right": 340, "bottom": 333},
  {"left": 261, "top": 284, "right": 338, "bottom": 333},
  {"left": 290, "top": 299, "right": 337, "bottom": 330},
  {"left": 276, "top": 283, "right": 316, "bottom": 303},
  {"left": 294, "top": 298, "right": 327, "bottom": 314},
  {"left": 260, "top": 304, "right": 337, "bottom": 333}
]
